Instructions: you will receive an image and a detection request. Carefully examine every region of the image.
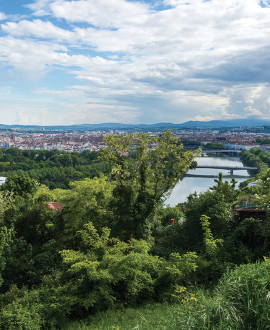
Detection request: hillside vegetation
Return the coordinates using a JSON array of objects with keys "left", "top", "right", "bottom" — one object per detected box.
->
[{"left": 0, "top": 131, "right": 270, "bottom": 329}]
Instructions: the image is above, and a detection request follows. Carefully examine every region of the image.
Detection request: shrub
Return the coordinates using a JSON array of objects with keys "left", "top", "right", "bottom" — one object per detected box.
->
[
  {"left": 176, "top": 258, "right": 270, "bottom": 329},
  {"left": 47, "top": 222, "right": 198, "bottom": 321},
  {"left": 0, "top": 286, "right": 43, "bottom": 330},
  {"left": 217, "top": 258, "right": 270, "bottom": 328}
]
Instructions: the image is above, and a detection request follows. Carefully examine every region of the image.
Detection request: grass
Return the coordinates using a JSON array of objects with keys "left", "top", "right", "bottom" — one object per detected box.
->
[
  {"left": 65, "top": 302, "right": 180, "bottom": 330},
  {"left": 65, "top": 259, "right": 270, "bottom": 329}
]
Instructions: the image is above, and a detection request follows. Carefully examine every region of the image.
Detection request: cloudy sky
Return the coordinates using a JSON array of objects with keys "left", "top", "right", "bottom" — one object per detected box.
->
[{"left": 0, "top": 0, "right": 270, "bottom": 125}]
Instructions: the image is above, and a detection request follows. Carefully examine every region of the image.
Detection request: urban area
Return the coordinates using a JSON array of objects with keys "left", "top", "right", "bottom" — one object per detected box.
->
[{"left": 0, "top": 126, "right": 270, "bottom": 152}]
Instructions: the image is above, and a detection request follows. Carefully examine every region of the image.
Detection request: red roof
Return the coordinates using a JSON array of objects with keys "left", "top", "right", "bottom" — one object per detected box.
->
[{"left": 46, "top": 202, "right": 64, "bottom": 211}]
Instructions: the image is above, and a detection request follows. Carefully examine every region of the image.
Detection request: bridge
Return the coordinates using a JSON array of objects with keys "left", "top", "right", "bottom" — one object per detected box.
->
[
  {"left": 201, "top": 149, "right": 242, "bottom": 155},
  {"left": 196, "top": 165, "right": 257, "bottom": 175}
]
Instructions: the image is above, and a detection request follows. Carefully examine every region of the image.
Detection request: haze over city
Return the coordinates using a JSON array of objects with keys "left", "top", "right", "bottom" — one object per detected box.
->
[{"left": 0, "top": 0, "right": 270, "bottom": 125}]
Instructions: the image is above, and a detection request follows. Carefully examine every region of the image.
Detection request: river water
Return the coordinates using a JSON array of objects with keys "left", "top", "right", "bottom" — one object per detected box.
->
[{"left": 166, "top": 155, "right": 250, "bottom": 206}]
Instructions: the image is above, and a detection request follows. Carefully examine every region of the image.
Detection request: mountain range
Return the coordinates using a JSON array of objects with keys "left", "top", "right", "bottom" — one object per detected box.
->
[{"left": 0, "top": 118, "right": 270, "bottom": 130}]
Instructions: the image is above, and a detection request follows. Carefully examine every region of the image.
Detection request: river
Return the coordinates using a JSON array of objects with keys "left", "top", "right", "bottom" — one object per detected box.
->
[{"left": 166, "top": 154, "right": 250, "bottom": 206}]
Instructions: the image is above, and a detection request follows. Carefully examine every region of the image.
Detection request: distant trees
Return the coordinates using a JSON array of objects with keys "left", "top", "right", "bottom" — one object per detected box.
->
[
  {"left": 241, "top": 147, "right": 270, "bottom": 174},
  {"left": 180, "top": 140, "right": 201, "bottom": 148},
  {"left": 204, "top": 142, "right": 225, "bottom": 150},
  {"left": 256, "top": 137, "right": 270, "bottom": 145},
  {"left": 0, "top": 149, "right": 110, "bottom": 189}
]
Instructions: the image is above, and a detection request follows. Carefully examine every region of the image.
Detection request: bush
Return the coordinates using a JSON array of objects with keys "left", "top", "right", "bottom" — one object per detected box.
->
[
  {"left": 176, "top": 258, "right": 270, "bottom": 329},
  {"left": 217, "top": 258, "right": 270, "bottom": 328},
  {"left": 0, "top": 286, "right": 43, "bottom": 330},
  {"left": 44, "top": 223, "right": 198, "bottom": 321}
]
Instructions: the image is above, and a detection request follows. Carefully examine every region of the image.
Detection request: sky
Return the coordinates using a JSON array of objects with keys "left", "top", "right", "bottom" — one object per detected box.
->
[{"left": 0, "top": 0, "right": 270, "bottom": 125}]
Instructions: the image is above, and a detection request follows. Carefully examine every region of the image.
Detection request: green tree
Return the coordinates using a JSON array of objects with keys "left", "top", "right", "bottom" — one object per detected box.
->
[
  {"left": 201, "top": 215, "right": 223, "bottom": 258},
  {"left": 183, "top": 175, "right": 238, "bottom": 252},
  {"left": 204, "top": 142, "right": 225, "bottom": 150},
  {"left": 1, "top": 176, "right": 39, "bottom": 197},
  {"left": 60, "top": 176, "right": 115, "bottom": 247},
  {"left": 0, "top": 227, "right": 13, "bottom": 289},
  {"left": 253, "top": 170, "right": 270, "bottom": 214},
  {"left": 101, "top": 131, "right": 197, "bottom": 240}
]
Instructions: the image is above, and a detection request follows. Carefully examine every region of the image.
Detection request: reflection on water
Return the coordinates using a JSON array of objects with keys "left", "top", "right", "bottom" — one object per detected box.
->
[{"left": 166, "top": 155, "right": 250, "bottom": 206}]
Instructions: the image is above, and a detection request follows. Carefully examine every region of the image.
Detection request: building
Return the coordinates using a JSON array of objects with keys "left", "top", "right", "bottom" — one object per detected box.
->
[{"left": 0, "top": 177, "right": 7, "bottom": 186}]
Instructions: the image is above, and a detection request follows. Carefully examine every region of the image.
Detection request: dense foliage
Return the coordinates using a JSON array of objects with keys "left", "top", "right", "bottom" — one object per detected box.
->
[
  {"left": 0, "top": 149, "right": 110, "bottom": 189},
  {"left": 256, "top": 137, "right": 270, "bottom": 144},
  {"left": 0, "top": 134, "right": 270, "bottom": 328},
  {"left": 241, "top": 147, "right": 270, "bottom": 174},
  {"left": 204, "top": 142, "right": 225, "bottom": 149}
]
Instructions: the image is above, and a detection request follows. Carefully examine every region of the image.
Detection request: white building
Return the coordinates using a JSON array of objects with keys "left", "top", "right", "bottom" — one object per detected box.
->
[{"left": 0, "top": 177, "right": 7, "bottom": 186}]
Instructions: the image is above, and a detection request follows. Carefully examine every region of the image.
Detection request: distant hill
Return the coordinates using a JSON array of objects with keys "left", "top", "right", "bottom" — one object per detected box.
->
[
  {"left": 0, "top": 122, "right": 180, "bottom": 130},
  {"left": 180, "top": 118, "right": 270, "bottom": 128},
  {"left": 0, "top": 118, "right": 270, "bottom": 131},
  {"left": 77, "top": 120, "right": 270, "bottom": 128}
]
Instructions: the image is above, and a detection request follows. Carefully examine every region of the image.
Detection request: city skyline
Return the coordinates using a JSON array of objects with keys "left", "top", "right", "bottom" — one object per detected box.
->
[{"left": 0, "top": 0, "right": 270, "bottom": 125}]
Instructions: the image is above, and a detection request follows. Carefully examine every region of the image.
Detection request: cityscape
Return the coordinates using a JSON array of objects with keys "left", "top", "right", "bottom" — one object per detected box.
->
[{"left": 0, "top": 126, "right": 270, "bottom": 152}]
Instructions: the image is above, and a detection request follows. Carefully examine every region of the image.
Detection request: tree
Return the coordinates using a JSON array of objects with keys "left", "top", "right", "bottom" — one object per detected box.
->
[
  {"left": 60, "top": 176, "right": 115, "bottom": 247},
  {"left": 1, "top": 175, "right": 39, "bottom": 197},
  {"left": 182, "top": 174, "right": 238, "bottom": 252},
  {"left": 100, "top": 131, "right": 197, "bottom": 240}
]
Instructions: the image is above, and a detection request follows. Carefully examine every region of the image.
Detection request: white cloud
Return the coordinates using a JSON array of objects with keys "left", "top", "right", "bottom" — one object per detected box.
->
[
  {"left": 24, "top": 0, "right": 270, "bottom": 56},
  {"left": 2, "top": 19, "right": 74, "bottom": 40},
  {"left": 50, "top": 0, "right": 149, "bottom": 28},
  {"left": 6, "top": 1, "right": 270, "bottom": 58},
  {"left": 0, "top": 12, "right": 7, "bottom": 21},
  {"left": 0, "top": 36, "right": 68, "bottom": 74},
  {"left": 0, "top": 35, "right": 122, "bottom": 77},
  {"left": 1, "top": 0, "right": 270, "bottom": 123},
  {"left": 26, "top": 0, "right": 55, "bottom": 16},
  {"left": 223, "top": 84, "right": 270, "bottom": 119}
]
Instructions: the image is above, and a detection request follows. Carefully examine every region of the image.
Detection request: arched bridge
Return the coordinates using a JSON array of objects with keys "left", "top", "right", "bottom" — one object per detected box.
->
[{"left": 196, "top": 165, "right": 257, "bottom": 175}]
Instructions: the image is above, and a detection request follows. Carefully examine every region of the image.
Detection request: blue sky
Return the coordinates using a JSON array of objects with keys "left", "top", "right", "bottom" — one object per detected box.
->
[{"left": 0, "top": 0, "right": 270, "bottom": 125}]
